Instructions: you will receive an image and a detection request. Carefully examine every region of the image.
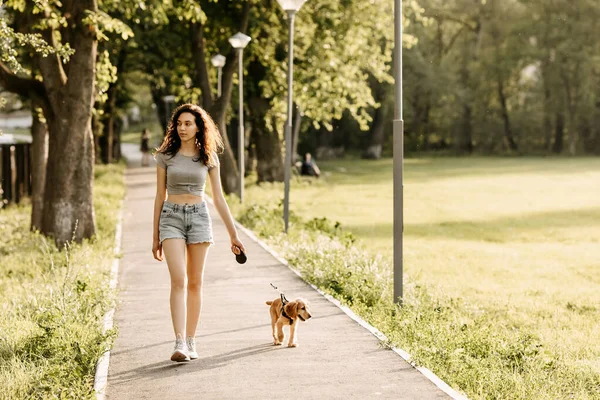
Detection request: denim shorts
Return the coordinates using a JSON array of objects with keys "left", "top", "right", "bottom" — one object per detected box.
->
[{"left": 159, "top": 201, "right": 213, "bottom": 245}]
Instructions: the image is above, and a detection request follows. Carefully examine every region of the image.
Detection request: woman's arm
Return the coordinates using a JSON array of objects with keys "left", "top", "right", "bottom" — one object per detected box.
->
[
  {"left": 208, "top": 164, "right": 246, "bottom": 254},
  {"left": 152, "top": 165, "right": 167, "bottom": 261}
]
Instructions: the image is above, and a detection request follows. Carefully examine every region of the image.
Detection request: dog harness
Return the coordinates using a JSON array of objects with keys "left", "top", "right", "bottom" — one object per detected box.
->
[{"left": 280, "top": 293, "right": 294, "bottom": 325}]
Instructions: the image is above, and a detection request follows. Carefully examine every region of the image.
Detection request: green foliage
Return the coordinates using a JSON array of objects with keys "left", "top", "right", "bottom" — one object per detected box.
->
[
  {"left": 83, "top": 10, "right": 135, "bottom": 41},
  {"left": 95, "top": 50, "right": 119, "bottom": 103},
  {"left": 0, "top": 17, "right": 74, "bottom": 73},
  {"left": 250, "top": 0, "right": 398, "bottom": 131},
  {"left": 400, "top": 0, "right": 600, "bottom": 154},
  {"left": 0, "top": 163, "right": 125, "bottom": 398}
]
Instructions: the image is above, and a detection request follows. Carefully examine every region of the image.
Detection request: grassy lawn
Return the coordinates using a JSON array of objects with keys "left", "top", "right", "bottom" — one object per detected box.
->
[
  {"left": 0, "top": 164, "right": 125, "bottom": 398},
  {"left": 237, "top": 156, "right": 600, "bottom": 397}
]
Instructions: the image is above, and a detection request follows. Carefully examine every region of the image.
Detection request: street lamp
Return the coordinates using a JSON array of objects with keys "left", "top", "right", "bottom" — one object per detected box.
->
[
  {"left": 228, "top": 32, "right": 251, "bottom": 202},
  {"left": 210, "top": 54, "right": 226, "bottom": 98},
  {"left": 393, "top": 0, "right": 404, "bottom": 304},
  {"left": 277, "top": 0, "right": 307, "bottom": 233}
]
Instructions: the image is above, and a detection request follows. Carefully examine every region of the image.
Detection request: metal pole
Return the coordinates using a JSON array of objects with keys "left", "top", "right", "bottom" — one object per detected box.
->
[
  {"left": 238, "top": 50, "right": 245, "bottom": 202},
  {"left": 393, "top": 0, "right": 404, "bottom": 304},
  {"left": 283, "top": 11, "right": 296, "bottom": 233},
  {"left": 218, "top": 66, "right": 223, "bottom": 98}
]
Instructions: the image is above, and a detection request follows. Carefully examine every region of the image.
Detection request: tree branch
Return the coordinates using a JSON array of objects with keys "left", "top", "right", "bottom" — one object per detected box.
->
[
  {"left": 34, "top": 7, "right": 68, "bottom": 94},
  {"left": 444, "top": 25, "right": 466, "bottom": 56},
  {"left": 0, "top": 61, "right": 53, "bottom": 121},
  {"left": 0, "top": 62, "right": 44, "bottom": 97},
  {"left": 425, "top": 11, "right": 479, "bottom": 32}
]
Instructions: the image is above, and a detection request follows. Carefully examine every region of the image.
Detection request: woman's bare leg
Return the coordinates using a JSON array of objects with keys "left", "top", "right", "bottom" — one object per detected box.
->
[
  {"left": 185, "top": 242, "right": 210, "bottom": 337},
  {"left": 162, "top": 238, "right": 187, "bottom": 338}
]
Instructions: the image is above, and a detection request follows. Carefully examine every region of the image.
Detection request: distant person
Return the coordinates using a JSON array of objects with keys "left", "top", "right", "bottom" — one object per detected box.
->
[
  {"left": 300, "top": 152, "right": 320, "bottom": 178},
  {"left": 140, "top": 128, "right": 151, "bottom": 166}
]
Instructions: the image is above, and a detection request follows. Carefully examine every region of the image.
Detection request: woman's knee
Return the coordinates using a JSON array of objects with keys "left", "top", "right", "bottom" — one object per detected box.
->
[
  {"left": 171, "top": 277, "right": 186, "bottom": 291},
  {"left": 187, "top": 278, "right": 203, "bottom": 292}
]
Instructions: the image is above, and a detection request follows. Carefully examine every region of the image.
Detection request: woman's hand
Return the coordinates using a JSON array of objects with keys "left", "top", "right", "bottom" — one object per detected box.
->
[
  {"left": 231, "top": 236, "right": 245, "bottom": 255},
  {"left": 152, "top": 239, "right": 163, "bottom": 261}
]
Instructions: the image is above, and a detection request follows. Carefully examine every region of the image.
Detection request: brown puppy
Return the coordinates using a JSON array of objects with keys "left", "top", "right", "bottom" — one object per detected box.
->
[{"left": 265, "top": 297, "right": 312, "bottom": 347}]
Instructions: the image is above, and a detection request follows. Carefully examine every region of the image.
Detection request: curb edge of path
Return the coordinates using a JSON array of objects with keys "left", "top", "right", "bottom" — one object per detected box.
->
[
  {"left": 225, "top": 201, "right": 469, "bottom": 400},
  {"left": 93, "top": 202, "right": 124, "bottom": 400}
]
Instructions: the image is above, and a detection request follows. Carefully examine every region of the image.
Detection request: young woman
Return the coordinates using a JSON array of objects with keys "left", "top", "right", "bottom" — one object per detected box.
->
[{"left": 152, "top": 103, "right": 246, "bottom": 362}]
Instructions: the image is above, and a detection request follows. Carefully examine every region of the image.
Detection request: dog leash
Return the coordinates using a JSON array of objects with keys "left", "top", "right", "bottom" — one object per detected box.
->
[
  {"left": 235, "top": 247, "right": 290, "bottom": 303},
  {"left": 235, "top": 252, "right": 297, "bottom": 325},
  {"left": 232, "top": 244, "right": 300, "bottom": 325},
  {"left": 270, "top": 283, "right": 290, "bottom": 305},
  {"left": 270, "top": 283, "right": 294, "bottom": 324}
]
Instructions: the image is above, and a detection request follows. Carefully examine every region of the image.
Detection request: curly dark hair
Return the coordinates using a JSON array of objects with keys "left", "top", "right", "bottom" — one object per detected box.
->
[{"left": 156, "top": 103, "right": 223, "bottom": 167}]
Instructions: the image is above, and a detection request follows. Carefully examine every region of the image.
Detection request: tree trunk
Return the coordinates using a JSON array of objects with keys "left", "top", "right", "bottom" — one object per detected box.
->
[
  {"left": 363, "top": 105, "right": 385, "bottom": 159},
  {"left": 497, "top": 79, "right": 518, "bottom": 152},
  {"left": 198, "top": 2, "right": 251, "bottom": 195},
  {"left": 541, "top": 56, "right": 554, "bottom": 152},
  {"left": 363, "top": 73, "right": 390, "bottom": 159},
  {"left": 38, "top": 0, "right": 98, "bottom": 247},
  {"left": 30, "top": 103, "right": 48, "bottom": 231},
  {"left": 592, "top": 100, "right": 600, "bottom": 154},
  {"left": 455, "top": 35, "right": 475, "bottom": 154},
  {"left": 211, "top": 100, "right": 240, "bottom": 194},
  {"left": 567, "top": 109, "right": 578, "bottom": 156},
  {"left": 191, "top": 22, "right": 213, "bottom": 110},
  {"left": 151, "top": 88, "right": 169, "bottom": 134},
  {"left": 553, "top": 112, "right": 565, "bottom": 154},
  {"left": 245, "top": 120, "right": 254, "bottom": 175},
  {"left": 291, "top": 104, "right": 302, "bottom": 165},
  {"left": 100, "top": 48, "right": 126, "bottom": 164},
  {"left": 248, "top": 97, "right": 284, "bottom": 183},
  {"left": 99, "top": 84, "right": 117, "bottom": 164},
  {"left": 563, "top": 73, "right": 579, "bottom": 156},
  {"left": 43, "top": 114, "right": 96, "bottom": 246},
  {"left": 457, "top": 104, "right": 474, "bottom": 154},
  {"left": 580, "top": 118, "right": 593, "bottom": 154},
  {"left": 543, "top": 85, "right": 553, "bottom": 152}
]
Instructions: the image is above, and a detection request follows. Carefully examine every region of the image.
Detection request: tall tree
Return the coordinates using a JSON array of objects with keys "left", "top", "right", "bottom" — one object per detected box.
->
[{"left": 0, "top": 0, "right": 130, "bottom": 246}]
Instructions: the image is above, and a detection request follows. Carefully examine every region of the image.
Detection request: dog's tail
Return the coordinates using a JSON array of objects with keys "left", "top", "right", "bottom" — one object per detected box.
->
[{"left": 265, "top": 301, "right": 273, "bottom": 305}]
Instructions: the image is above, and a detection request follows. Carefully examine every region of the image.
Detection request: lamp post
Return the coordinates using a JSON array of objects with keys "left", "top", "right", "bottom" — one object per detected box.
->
[
  {"left": 228, "top": 32, "right": 251, "bottom": 202},
  {"left": 277, "top": 0, "right": 307, "bottom": 233},
  {"left": 210, "top": 54, "right": 226, "bottom": 98},
  {"left": 393, "top": 0, "right": 404, "bottom": 304}
]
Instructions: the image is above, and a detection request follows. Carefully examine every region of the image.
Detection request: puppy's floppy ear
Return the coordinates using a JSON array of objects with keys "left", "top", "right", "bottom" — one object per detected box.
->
[{"left": 285, "top": 301, "right": 299, "bottom": 319}]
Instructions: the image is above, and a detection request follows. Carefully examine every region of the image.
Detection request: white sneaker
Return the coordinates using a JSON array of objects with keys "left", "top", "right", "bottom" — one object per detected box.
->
[
  {"left": 171, "top": 337, "right": 190, "bottom": 362},
  {"left": 186, "top": 336, "right": 199, "bottom": 360}
]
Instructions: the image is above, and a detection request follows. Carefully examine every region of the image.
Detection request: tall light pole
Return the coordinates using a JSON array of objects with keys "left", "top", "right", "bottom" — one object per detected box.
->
[
  {"left": 277, "top": 0, "right": 307, "bottom": 233},
  {"left": 228, "top": 32, "right": 251, "bottom": 202},
  {"left": 210, "top": 54, "right": 226, "bottom": 98},
  {"left": 393, "top": 0, "right": 404, "bottom": 304}
]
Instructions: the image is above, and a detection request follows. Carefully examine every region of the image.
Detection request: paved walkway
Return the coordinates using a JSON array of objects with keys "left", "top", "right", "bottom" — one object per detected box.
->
[{"left": 106, "top": 144, "right": 455, "bottom": 399}]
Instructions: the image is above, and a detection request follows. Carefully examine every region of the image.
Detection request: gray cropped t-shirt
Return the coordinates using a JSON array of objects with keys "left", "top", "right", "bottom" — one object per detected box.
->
[{"left": 155, "top": 151, "right": 219, "bottom": 196}]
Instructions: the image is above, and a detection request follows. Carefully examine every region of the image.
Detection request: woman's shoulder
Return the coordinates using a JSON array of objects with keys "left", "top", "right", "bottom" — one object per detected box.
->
[
  {"left": 154, "top": 150, "right": 175, "bottom": 168},
  {"left": 207, "top": 150, "right": 220, "bottom": 170}
]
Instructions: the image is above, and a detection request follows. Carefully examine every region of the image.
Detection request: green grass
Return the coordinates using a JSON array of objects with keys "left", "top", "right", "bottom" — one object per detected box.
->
[
  {"left": 0, "top": 163, "right": 125, "bottom": 399},
  {"left": 230, "top": 156, "right": 600, "bottom": 399}
]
